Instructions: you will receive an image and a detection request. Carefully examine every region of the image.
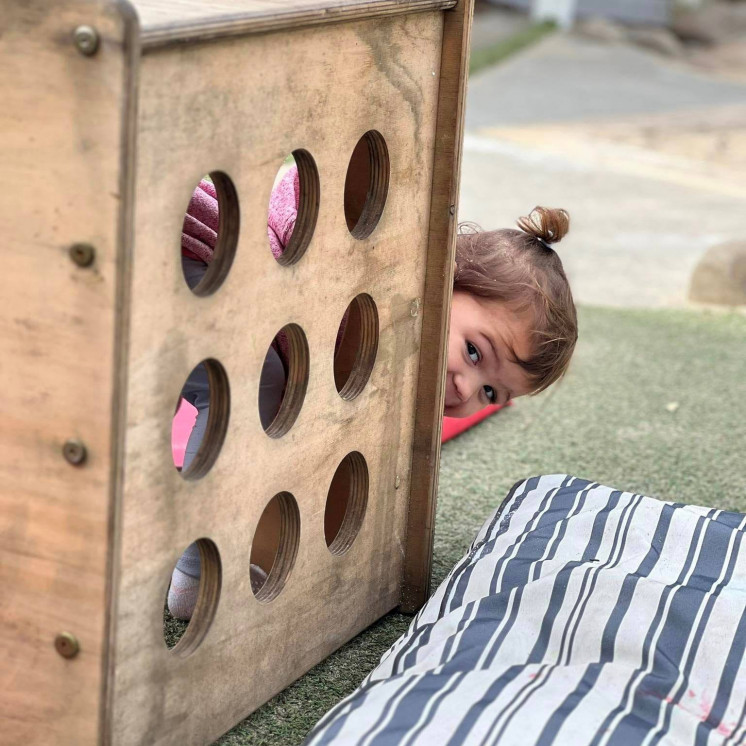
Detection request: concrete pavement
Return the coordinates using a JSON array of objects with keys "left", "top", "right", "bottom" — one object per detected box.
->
[{"left": 459, "top": 32, "right": 746, "bottom": 308}]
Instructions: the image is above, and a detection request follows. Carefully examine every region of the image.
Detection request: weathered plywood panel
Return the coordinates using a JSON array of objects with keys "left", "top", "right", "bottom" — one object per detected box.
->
[
  {"left": 0, "top": 2, "right": 136, "bottom": 745},
  {"left": 110, "top": 12, "right": 443, "bottom": 745}
]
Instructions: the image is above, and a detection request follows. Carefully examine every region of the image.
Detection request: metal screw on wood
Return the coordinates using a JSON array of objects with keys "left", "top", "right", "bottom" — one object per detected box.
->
[
  {"left": 69, "top": 243, "right": 95, "bottom": 268},
  {"left": 395, "top": 475, "right": 401, "bottom": 490},
  {"left": 410, "top": 298, "right": 420, "bottom": 317},
  {"left": 449, "top": 205, "right": 456, "bottom": 216},
  {"left": 55, "top": 632, "right": 80, "bottom": 659},
  {"left": 62, "top": 439, "right": 87, "bottom": 466},
  {"left": 74, "top": 25, "right": 99, "bottom": 56}
]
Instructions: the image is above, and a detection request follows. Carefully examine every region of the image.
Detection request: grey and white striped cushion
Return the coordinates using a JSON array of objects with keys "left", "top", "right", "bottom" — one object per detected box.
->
[{"left": 306, "top": 474, "right": 746, "bottom": 745}]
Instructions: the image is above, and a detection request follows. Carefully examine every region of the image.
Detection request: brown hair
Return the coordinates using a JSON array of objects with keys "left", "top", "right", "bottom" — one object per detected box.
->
[{"left": 454, "top": 206, "right": 577, "bottom": 394}]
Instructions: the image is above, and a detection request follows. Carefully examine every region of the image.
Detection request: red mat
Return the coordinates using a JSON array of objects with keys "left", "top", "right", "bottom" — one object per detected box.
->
[{"left": 442, "top": 403, "right": 509, "bottom": 443}]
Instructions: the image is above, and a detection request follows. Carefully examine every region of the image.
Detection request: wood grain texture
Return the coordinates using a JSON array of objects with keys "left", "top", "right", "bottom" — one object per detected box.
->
[
  {"left": 129, "top": 0, "right": 456, "bottom": 48},
  {"left": 0, "top": 2, "right": 137, "bottom": 744},
  {"left": 108, "top": 12, "right": 444, "bottom": 744},
  {"left": 400, "top": 0, "right": 475, "bottom": 613}
]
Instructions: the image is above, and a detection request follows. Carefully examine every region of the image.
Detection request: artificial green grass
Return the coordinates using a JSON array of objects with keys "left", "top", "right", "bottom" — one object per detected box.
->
[
  {"left": 469, "top": 20, "right": 556, "bottom": 75},
  {"left": 212, "top": 305, "right": 746, "bottom": 745},
  {"left": 164, "top": 603, "right": 188, "bottom": 649},
  {"left": 433, "top": 305, "right": 746, "bottom": 582}
]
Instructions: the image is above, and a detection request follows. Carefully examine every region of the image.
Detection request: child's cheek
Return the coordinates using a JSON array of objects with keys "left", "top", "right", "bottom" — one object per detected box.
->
[{"left": 447, "top": 333, "right": 461, "bottom": 371}]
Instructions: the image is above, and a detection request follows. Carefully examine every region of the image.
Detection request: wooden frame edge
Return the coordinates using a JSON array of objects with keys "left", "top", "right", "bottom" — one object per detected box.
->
[
  {"left": 101, "top": 2, "right": 141, "bottom": 744},
  {"left": 400, "top": 0, "right": 474, "bottom": 614},
  {"left": 139, "top": 0, "right": 458, "bottom": 50}
]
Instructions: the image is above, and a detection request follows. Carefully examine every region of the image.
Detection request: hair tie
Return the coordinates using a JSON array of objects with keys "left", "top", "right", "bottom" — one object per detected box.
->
[{"left": 536, "top": 237, "right": 553, "bottom": 251}]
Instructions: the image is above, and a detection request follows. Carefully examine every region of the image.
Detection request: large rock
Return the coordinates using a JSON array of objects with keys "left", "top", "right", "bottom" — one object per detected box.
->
[
  {"left": 689, "top": 241, "right": 746, "bottom": 306},
  {"left": 673, "top": 2, "right": 746, "bottom": 46}
]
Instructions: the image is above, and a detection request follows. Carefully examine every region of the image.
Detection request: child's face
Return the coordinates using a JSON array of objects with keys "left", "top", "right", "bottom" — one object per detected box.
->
[{"left": 445, "top": 291, "right": 535, "bottom": 418}]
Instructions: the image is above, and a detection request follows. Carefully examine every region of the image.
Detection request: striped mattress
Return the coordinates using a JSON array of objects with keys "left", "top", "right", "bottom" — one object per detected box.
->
[{"left": 306, "top": 474, "right": 746, "bottom": 745}]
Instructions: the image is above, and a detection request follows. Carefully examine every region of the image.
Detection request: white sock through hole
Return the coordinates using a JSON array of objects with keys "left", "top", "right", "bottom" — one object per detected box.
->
[{"left": 167, "top": 566, "right": 200, "bottom": 621}]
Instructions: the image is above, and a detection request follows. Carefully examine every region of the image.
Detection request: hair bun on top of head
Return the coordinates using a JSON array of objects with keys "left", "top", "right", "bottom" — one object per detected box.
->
[{"left": 516, "top": 206, "right": 570, "bottom": 249}]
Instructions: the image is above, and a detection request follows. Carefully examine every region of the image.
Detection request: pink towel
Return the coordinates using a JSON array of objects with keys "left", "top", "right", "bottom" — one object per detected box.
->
[
  {"left": 267, "top": 167, "right": 300, "bottom": 259},
  {"left": 181, "top": 167, "right": 299, "bottom": 264},
  {"left": 181, "top": 168, "right": 299, "bottom": 370},
  {"left": 181, "top": 180, "right": 219, "bottom": 264}
]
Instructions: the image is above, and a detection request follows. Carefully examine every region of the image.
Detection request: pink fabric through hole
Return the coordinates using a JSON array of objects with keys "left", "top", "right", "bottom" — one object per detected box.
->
[{"left": 171, "top": 398, "right": 198, "bottom": 468}]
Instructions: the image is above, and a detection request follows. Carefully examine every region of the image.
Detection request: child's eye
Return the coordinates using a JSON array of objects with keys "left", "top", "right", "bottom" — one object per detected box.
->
[
  {"left": 466, "top": 341, "right": 480, "bottom": 364},
  {"left": 484, "top": 385, "right": 496, "bottom": 403}
]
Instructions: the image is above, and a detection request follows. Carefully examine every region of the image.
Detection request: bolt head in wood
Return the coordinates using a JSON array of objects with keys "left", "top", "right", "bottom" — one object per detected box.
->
[
  {"left": 395, "top": 475, "right": 401, "bottom": 490},
  {"left": 410, "top": 299, "right": 420, "bottom": 317},
  {"left": 62, "top": 439, "right": 87, "bottom": 466},
  {"left": 68, "top": 243, "right": 95, "bottom": 267},
  {"left": 55, "top": 632, "right": 80, "bottom": 659},
  {"left": 74, "top": 25, "right": 99, "bottom": 56}
]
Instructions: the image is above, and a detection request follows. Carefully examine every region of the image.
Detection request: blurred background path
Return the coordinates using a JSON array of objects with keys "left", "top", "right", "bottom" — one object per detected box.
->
[{"left": 461, "top": 2, "right": 746, "bottom": 307}]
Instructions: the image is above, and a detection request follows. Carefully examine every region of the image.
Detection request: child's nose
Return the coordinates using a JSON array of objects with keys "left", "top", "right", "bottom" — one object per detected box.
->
[{"left": 455, "top": 371, "right": 479, "bottom": 402}]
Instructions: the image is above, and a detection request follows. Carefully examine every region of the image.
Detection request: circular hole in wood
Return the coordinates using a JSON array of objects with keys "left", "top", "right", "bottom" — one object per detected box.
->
[
  {"left": 250, "top": 492, "right": 301, "bottom": 603},
  {"left": 344, "top": 131, "right": 390, "bottom": 240},
  {"left": 268, "top": 150, "right": 320, "bottom": 266},
  {"left": 325, "top": 452, "right": 369, "bottom": 555},
  {"left": 181, "top": 172, "right": 239, "bottom": 296},
  {"left": 171, "top": 359, "right": 230, "bottom": 479},
  {"left": 259, "top": 324, "right": 309, "bottom": 438},
  {"left": 334, "top": 294, "right": 379, "bottom": 400},
  {"left": 163, "top": 538, "right": 222, "bottom": 657}
]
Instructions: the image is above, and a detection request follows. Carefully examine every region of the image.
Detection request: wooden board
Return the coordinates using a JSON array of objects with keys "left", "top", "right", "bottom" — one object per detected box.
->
[
  {"left": 401, "top": 0, "right": 474, "bottom": 612},
  {"left": 0, "top": 2, "right": 138, "bottom": 745},
  {"left": 107, "top": 11, "right": 445, "bottom": 745},
  {"left": 130, "top": 0, "right": 457, "bottom": 48}
]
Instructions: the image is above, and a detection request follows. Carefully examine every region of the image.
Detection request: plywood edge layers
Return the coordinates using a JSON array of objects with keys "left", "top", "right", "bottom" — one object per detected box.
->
[
  {"left": 400, "top": 0, "right": 474, "bottom": 613},
  {"left": 0, "top": 1, "right": 138, "bottom": 744},
  {"left": 130, "top": 0, "right": 457, "bottom": 50},
  {"left": 102, "top": 3, "right": 142, "bottom": 745}
]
